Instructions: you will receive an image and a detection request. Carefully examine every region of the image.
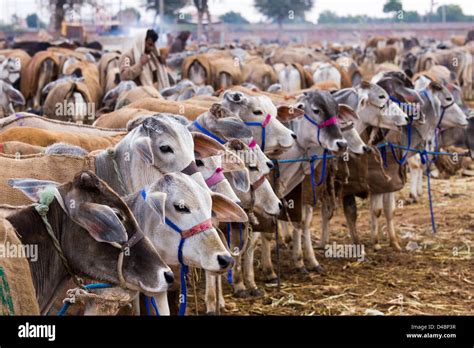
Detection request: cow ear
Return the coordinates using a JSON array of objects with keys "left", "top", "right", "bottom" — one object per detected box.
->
[
  {"left": 192, "top": 132, "right": 225, "bottom": 158},
  {"left": 71, "top": 202, "right": 128, "bottom": 244},
  {"left": 211, "top": 192, "right": 248, "bottom": 223},
  {"left": 338, "top": 104, "right": 359, "bottom": 122},
  {"left": 132, "top": 136, "right": 154, "bottom": 165},
  {"left": 397, "top": 86, "right": 423, "bottom": 104},
  {"left": 143, "top": 191, "right": 166, "bottom": 224},
  {"left": 3, "top": 83, "right": 25, "bottom": 105},
  {"left": 102, "top": 85, "right": 120, "bottom": 105},
  {"left": 227, "top": 169, "right": 250, "bottom": 193},
  {"left": 276, "top": 105, "right": 305, "bottom": 122},
  {"left": 214, "top": 117, "right": 252, "bottom": 139},
  {"left": 8, "top": 178, "right": 60, "bottom": 203},
  {"left": 221, "top": 149, "right": 246, "bottom": 172}
]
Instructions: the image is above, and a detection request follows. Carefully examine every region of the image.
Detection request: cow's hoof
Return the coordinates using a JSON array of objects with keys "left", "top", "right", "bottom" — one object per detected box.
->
[
  {"left": 233, "top": 289, "right": 249, "bottom": 298},
  {"left": 296, "top": 267, "right": 309, "bottom": 274},
  {"left": 309, "top": 264, "right": 326, "bottom": 275},
  {"left": 249, "top": 288, "right": 263, "bottom": 297},
  {"left": 317, "top": 242, "right": 327, "bottom": 250},
  {"left": 374, "top": 243, "right": 382, "bottom": 251},
  {"left": 206, "top": 311, "right": 217, "bottom": 316},
  {"left": 390, "top": 242, "right": 402, "bottom": 252},
  {"left": 264, "top": 276, "right": 279, "bottom": 284}
]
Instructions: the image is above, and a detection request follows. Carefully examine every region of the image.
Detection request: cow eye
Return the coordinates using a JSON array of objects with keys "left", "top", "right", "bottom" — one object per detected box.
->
[
  {"left": 196, "top": 159, "right": 204, "bottom": 166},
  {"left": 311, "top": 107, "right": 320, "bottom": 114},
  {"left": 446, "top": 97, "right": 453, "bottom": 102},
  {"left": 159, "top": 145, "right": 173, "bottom": 153},
  {"left": 379, "top": 95, "right": 385, "bottom": 99},
  {"left": 174, "top": 203, "right": 190, "bottom": 213},
  {"left": 249, "top": 165, "right": 258, "bottom": 171},
  {"left": 253, "top": 110, "right": 263, "bottom": 115}
]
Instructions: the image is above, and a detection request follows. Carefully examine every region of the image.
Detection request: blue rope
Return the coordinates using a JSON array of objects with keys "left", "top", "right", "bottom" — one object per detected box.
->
[
  {"left": 57, "top": 283, "right": 113, "bottom": 316},
  {"left": 244, "top": 121, "right": 267, "bottom": 152},
  {"left": 419, "top": 151, "right": 437, "bottom": 234},
  {"left": 309, "top": 150, "right": 328, "bottom": 206},
  {"left": 303, "top": 114, "right": 323, "bottom": 146},
  {"left": 150, "top": 296, "right": 160, "bottom": 316},
  {"left": 193, "top": 121, "right": 226, "bottom": 144},
  {"left": 226, "top": 223, "right": 232, "bottom": 285},
  {"left": 389, "top": 118, "right": 413, "bottom": 166},
  {"left": 141, "top": 189, "right": 188, "bottom": 316}
]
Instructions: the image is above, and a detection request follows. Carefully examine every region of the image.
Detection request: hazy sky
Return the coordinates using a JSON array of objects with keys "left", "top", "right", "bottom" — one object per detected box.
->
[{"left": 1, "top": 0, "right": 473, "bottom": 24}]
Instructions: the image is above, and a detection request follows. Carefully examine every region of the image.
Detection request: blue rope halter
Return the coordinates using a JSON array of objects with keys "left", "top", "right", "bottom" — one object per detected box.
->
[
  {"left": 193, "top": 120, "right": 226, "bottom": 145},
  {"left": 244, "top": 113, "right": 271, "bottom": 152}
]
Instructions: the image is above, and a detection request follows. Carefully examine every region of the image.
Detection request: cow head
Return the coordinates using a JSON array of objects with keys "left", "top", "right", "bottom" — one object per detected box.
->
[
  {"left": 427, "top": 81, "right": 468, "bottom": 128},
  {"left": 293, "top": 90, "right": 349, "bottom": 153},
  {"left": 141, "top": 173, "right": 247, "bottom": 272},
  {"left": 9, "top": 171, "right": 173, "bottom": 295},
  {"left": 0, "top": 80, "right": 25, "bottom": 117},
  {"left": 0, "top": 56, "right": 21, "bottom": 85},
  {"left": 349, "top": 82, "right": 410, "bottom": 130},
  {"left": 225, "top": 139, "right": 282, "bottom": 217},
  {"left": 221, "top": 90, "right": 296, "bottom": 156}
]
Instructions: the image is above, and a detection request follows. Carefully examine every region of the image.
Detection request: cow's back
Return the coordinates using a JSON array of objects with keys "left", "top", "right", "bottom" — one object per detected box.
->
[
  {"left": 0, "top": 218, "right": 40, "bottom": 315},
  {"left": 0, "top": 153, "right": 95, "bottom": 206}
]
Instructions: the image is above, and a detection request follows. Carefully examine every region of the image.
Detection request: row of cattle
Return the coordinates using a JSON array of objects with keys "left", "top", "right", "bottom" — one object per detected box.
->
[{"left": 0, "top": 34, "right": 473, "bottom": 316}]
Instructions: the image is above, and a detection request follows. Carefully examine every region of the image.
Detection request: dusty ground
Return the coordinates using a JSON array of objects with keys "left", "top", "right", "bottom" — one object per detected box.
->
[{"left": 187, "top": 174, "right": 474, "bottom": 316}]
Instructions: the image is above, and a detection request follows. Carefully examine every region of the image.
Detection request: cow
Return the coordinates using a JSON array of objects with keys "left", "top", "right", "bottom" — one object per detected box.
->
[
  {"left": 0, "top": 80, "right": 25, "bottom": 118},
  {"left": 2, "top": 171, "right": 173, "bottom": 314}
]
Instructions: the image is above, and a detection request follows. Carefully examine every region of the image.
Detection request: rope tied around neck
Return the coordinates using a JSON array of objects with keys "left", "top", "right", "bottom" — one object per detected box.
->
[
  {"left": 34, "top": 202, "right": 85, "bottom": 289},
  {"left": 106, "top": 148, "right": 128, "bottom": 195}
]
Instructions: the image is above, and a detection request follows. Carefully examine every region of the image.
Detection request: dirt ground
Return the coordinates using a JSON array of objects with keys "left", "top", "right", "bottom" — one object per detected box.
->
[{"left": 187, "top": 173, "right": 474, "bottom": 316}]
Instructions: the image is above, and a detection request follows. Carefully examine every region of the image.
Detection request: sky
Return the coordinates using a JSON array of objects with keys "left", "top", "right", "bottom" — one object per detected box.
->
[{"left": 1, "top": 0, "right": 473, "bottom": 24}]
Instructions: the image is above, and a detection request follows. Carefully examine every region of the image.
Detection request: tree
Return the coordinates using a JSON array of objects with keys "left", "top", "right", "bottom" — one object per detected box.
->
[
  {"left": 40, "top": 0, "right": 96, "bottom": 32},
  {"left": 144, "top": 0, "right": 188, "bottom": 25},
  {"left": 219, "top": 11, "right": 249, "bottom": 24},
  {"left": 383, "top": 0, "right": 402, "bottom": 14},
  {"left": 254, "top": 0, "right": 314, "bottom": 28},
  {"left": 318, "top": 10, "right": 339, "bottom": 24},
  {"left": 436, "top": 5, "right": 464, "bottom": 22},
  {"left": 193, "top": 0, "right": 211, "bottom": 43},
  {"left": 26, "top": 13, "right": 45, "bottom": 28}
]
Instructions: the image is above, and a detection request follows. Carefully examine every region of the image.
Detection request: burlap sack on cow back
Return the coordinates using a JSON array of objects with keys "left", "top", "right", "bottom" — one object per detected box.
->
[
  {"left": 0, "top": 219, "right": 40, "bottom": 315},
  {"left": 182, "top": 54, "right": 213, "bottom": 84},
  {"left": 0, "top": 153, "right": 95, "bottom": 206},
  {"left": 124, "top": 98, "right": 208, "bottom": 121},
  {"left": 20, "top": 51, "right": 60, "bottom": 100},
  {"left": 341, "top": 154, "right": 370, "bottom": 198},
  {"left": 43, "top": 81, "right": 93, "bottom": 122},
  {"left": 210, "top": 57, "right": 243, "bottom": 90}
]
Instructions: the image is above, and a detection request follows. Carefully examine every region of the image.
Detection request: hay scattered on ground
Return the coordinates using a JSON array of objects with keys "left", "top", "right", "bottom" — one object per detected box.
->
[{"left": 188, "top": 175, "right": 474, "bottom": 316}]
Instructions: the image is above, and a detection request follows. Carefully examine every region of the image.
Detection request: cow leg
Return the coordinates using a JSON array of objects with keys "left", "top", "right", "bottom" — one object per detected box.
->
[
  {"left": 244, "top": 232, "right": 264, "bottom": 296},
  {"left": 292, "top": 222, "right": 306, "bottom": 273},
  {"left": 279, "top": 220, "right": 292, "bottom": 246},
  {"left": 302, "top": 204, "right": 324, "bottom": 273},
  {"left": 417, "top": 166, "right": 423, "bottom": 198},
  {"left": 370, "top": 193, "right": 384, "bottom": 250},
  {"left": 231, "top": 253, "right": 248, "bottom": 298},
  {"left": 260, "top": 231, "right": 278, "bottom": 283},
  {"left": 343, "top": 194, "right": 360, "bottom": 245},
  {"left": 205, "top": 271, "right": 218, "bottom": 314},
  {"left": 383, "top": 192, "right": 402, "bottom": 251},
  {"left": 217, "top": 275, "right": 225, "bottom": 311},
  {"left": 319, "top": 200, "right": 331, "bottom": 248}
]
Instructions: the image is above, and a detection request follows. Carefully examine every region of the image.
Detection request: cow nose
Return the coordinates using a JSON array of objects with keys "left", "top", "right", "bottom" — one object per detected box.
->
[
  {"left": 405, "top": 116, "right": 410, "bottom": 122},
  {"left": 217, "top": 254, "right": 234, "bottom": 269},
  {"left": 336, "top": 141, "right": 347, "bottom": 150},
  {"left": 267, "top": 161, "right": 274, "bottom": 169},
  {"left": 363, "top": 145, "right": 372, "bottom": 153},
  {"left": 164, "top": 271, "right": 174, "bottom": 285},
  {"left": 291, "top": 133, "right": 297, "bottom": 139},
  {"left": 233, "top": 94, "right": 241, "bottom": 102}
]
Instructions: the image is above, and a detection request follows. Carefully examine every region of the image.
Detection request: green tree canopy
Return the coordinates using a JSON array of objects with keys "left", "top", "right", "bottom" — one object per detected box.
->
[
  {"left": 254, "top": 0, "right": 314, "bottom": 26},
  {"left": 219, "top": 11, "right": 249, "bottom": 24},
  {"left": 383, "top": 0, "right": 402, "bottom": 13},
  {"left": 26, "top": 13, "right": 46, "bottom": 28}
]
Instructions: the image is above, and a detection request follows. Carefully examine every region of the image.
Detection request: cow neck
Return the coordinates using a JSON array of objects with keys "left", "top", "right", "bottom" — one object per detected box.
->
[{"left": 6, "top": 199, "right": 68, "bottom": 314}]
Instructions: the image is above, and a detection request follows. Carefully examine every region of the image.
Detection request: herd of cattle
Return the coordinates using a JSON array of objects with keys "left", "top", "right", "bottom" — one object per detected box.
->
[{"left": 0, "top": 32, "right": 473, "bottom": 316}]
